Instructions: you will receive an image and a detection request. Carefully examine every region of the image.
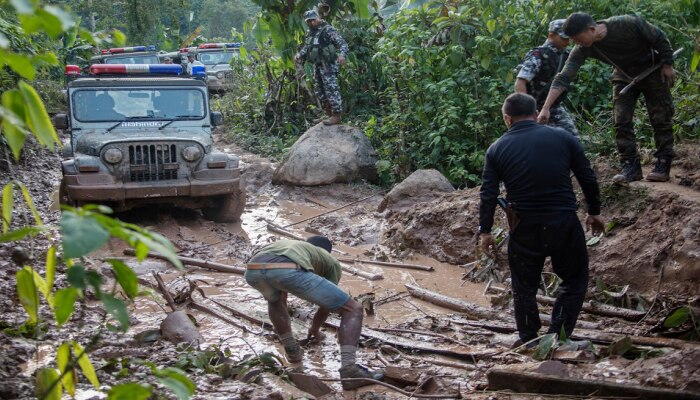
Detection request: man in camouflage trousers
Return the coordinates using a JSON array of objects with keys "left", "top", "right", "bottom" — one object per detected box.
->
[
  {"left": 537, "top": 12, "right": 677, "bottom": 183},
  {"left": 295, "top": 9, "right": 349, "bottom": 126},
  {"left": 515, "top": 19, "right": 578, "bottom": 137}
]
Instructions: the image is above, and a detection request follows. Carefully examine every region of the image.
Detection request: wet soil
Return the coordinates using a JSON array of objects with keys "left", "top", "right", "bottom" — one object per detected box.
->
[{"left": 1, "top": 136, "right": 699, "bottom": 399}]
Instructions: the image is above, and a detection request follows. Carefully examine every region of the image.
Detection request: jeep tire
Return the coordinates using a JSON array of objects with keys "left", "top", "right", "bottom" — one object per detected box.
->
[{"left": 202, "top": 186, "right": 246, "bottom": 223}]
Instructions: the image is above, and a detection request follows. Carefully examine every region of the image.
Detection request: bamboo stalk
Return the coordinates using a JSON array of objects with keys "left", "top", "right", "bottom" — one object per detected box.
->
[{"left": 123, "top": 249, "right": 246, "bottom": 274}]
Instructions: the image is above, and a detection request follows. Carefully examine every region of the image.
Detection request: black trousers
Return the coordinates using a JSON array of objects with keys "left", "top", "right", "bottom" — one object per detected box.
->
[{"left": 508, "top": 211, "right": 589, "bottom": 342}]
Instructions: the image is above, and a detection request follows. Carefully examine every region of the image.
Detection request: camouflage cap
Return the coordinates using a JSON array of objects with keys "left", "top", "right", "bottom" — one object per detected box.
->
[
  {"left": 304, "top": 9, "right": 319, "bottom": 21},
  {"left": 549, "top": 19, "right": 569, "bottom": 39}
]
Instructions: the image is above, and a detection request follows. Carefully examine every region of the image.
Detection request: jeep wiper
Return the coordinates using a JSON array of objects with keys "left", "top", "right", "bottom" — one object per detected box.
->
[
  {"left": 106, "top": 121, "right": 124, "bottom": 132},
  {"left": 158, "top": 116, "right": 192, "bottom": 130}
]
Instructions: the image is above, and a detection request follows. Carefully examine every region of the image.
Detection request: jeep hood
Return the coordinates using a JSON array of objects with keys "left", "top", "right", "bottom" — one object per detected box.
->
[{"left": 73, "top": 128, "right": 212, "bottom": 156}]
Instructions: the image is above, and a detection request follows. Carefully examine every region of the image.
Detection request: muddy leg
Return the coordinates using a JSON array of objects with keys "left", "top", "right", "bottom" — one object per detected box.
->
[
  {"left": 336, "top": 298, "right": 363, "bottom": 345},
  {"left": 268, "top": 292, "right": 292, "bottom": 335}
]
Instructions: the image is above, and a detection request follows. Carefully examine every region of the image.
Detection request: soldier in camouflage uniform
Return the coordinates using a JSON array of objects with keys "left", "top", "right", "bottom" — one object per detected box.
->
[
  {"left": 515, "top": 19, "right": 578, "bottom": 137},
  {"left": 295, "top": 10, "right": 349, "bottom": 126},
  {"left": 537, "top": 12, "right": 677, "bottom": 183}
]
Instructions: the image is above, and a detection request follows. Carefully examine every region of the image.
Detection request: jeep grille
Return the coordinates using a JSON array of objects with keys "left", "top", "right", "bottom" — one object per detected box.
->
[{"left": 128, "top": 144, "right": 179, "bottom": 181}]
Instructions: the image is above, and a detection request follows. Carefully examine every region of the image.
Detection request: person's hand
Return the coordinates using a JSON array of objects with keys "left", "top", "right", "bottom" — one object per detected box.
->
[
  {"left": 661, "top": 64, "right": 676, "bottom": 87},
  {"left": 337, "top": 55, "right": 346, "bottom": 66},
  {"left": 537, "top": 108, "right": 550, "bottom": 124},
  {"left": 480, "top": 233, "right": 496, "bottom": 258},
  {"left": 585, "top": 215, "right": 606, "bottom": 236},
  {"left": 306, "top": 328, "right": 326, "bottom": 343}
]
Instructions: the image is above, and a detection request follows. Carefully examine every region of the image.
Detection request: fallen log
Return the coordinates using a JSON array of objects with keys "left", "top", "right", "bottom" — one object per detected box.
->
[
  {"left": 406, "top": 284, "right": 599, "bottom": 330},
  {"left": 265, "top": 220, "right": 349, "bottom": 255},
  {"left": 487, "top": 363, "right": 700, "bottom": 400},
  {"left": 340, "top": 262, "right": 383, "bottom": 281},
  {"left": 485, "top": 284, "right": 646, "bottom": 321},
  {"left": 572, "top": 328, "right": 700, "bottom": 350},
  {"left": 380, "top": 345, "right": 478, "bottom": 371},
  {"left": 124, "top": 249, "right": 245, "bottom": 274},
  {"left": 324, "top": 317, "right": 493, "bottom": 360},
  {"left": 338, "top": 258, "right": 434, "bottom": 272}
]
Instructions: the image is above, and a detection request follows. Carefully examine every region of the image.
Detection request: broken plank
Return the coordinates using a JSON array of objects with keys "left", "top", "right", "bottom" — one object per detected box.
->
[
  {"left": 124, "top": 249, "right": 245, "bottom": 274},
  {"left": 572, "top": 328, "right": 700, "bottom": 350},
  {"left": 487, "top": 364, "right": 700, "bottom": 400},
  {"left": 340, "top": 262, "right": 383, "bottom": 281},
  {"left": 324, "top": 317, "right": 492, "bottom": 360},
  {"left": 338, "top": 258, "right": 434, "bottom": 272}
]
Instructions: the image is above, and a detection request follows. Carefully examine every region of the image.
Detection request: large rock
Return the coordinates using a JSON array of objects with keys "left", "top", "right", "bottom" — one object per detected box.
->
[
  {"left": 272, "top": 124, "right": 378, "bottom": 186},
  {"left": 378, "top": 169, "right": 454, "bottom": 212}
]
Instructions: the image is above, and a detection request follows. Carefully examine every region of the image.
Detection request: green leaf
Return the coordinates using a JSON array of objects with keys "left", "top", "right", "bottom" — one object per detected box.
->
[
  {"left": 532, "top": 333, "right": 556, "bottom": 360},
  {"left": 72, "top": 341, "right": 100, "bottom": 388},
  {"left": 67, "top": 264, "right": 86, "bottom": 289},
  {"left": 45, "top": 246, "right": 56, "bottom": 295},
  {"left": 101, "top": 293, "right": 129, "bottom": 332},
  {"left": 16, "top": 266, "right": 39, "bottom": 324},
  {"left": 691, "top": 51, "right": 699, "bottom": 73},
  {"left": 109, "top": 259, "right": 139, "bottom": 299},
  {"left": 111, "top": 29, "right": 126, "bottom": 46},
  {"left": 1, "top": 90, "right": 28, "bottom": 161},
  {"left": 18, "top": 182, "right": 42, "bottom": 226},
  {"left": 663, "top": 307, "right": 690, "bottom": 328},
  {"left": 0, "top": 226, "right": 42, "bottom": 242},
  {"left": 61, "top": 210, "right": 110, "bottom": 259},
  {"left": 56, "top": 343, "right": 76, "bottom": 397},
  {"left": 135, "top": 241, "right": 149, "bottom": 261},
  {"left": 486, "top": 19, "right": 496, "bottom": 34},
  {"left": 1, "top": 183, "right": 13, "bottom": 234},
  {"left": 155, "top": 369, "right": 195, "bottom": 400},
  {"left": 108, "top": 383, "right": 152, "bottom": 400},
  {"left": 18, "top": 80, "right": 60, "bottom": 148},
  {"left": 10, "top": 0, "right": 34, "bottom": 14},
  {"left": 36, "top": 368, "right": 61, "bottom": 400},
  {"left": 32, "top": 269, "right": 49, "bottom": 307},
  {"left": 54, "top": 287, "right": 78, "bottom": 326},
  {"left": 4, "top": 53, "right": 35, "bottom": 80},
  {"left": 44, "top": 5, "right": 74, "bottom": 31},
  {"left": 32, "top": 9, "right": 63, "bottom": 38},
  {"left": 586, "top": 233, "right": 602, "bottom": 246}
]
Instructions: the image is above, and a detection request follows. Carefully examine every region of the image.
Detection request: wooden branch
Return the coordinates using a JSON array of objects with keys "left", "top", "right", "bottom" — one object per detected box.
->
[
  {"left": 373, "top": 327, "right": 470, "bottom": 347},
  {"left": 380, "top": 345, "right": 477, "bottom": 371},
  {"left": 124, "top": 249, "right": 245, "bottom": 274},
  {"left": 338, "top": 258, "right": 434, "bottom": 272},
  {"left": 406, "top": 284, "right": 599, "bottom": 330},
  {"left": 282, "top": 191, "right": 384, "bottom": 228},
  {"left": 340, "top": 262, "right": 383, "bottom": 281},
  {"left": 152, "top": 271, "right": 177, "bottom": 312},
  {"left": 486, "top": 284, "right": 646, "bottom": 321}
]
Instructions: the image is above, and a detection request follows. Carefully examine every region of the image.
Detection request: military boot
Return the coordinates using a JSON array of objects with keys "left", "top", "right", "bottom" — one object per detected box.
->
[
  {"left": 646, "top": 157, "right": 672, "bottom": 182},
  {"left": 338, "top": 364, "right": 384, "bottom": 390},
  {"left": 612, "top": 158, "right": 642, "bottom": 184},
  {"left": 313, "top": 102, "right": 332, "bottom": 124},
  {"left": 323, "top": 113, "right": 342, "bottom": 125}
]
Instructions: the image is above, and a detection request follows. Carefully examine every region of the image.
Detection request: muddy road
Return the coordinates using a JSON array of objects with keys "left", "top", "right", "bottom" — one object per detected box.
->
[{"left": 2, "top": 135, "right": 700, "bottom": 399}]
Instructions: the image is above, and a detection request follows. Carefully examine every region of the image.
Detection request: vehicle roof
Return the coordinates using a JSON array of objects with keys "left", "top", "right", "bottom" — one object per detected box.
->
[
  {"left": 68, "top": 77, "right": 207, "bottom": 88},
  {"left": 91, "top": 51, "right": 159, "bottom": 60}
]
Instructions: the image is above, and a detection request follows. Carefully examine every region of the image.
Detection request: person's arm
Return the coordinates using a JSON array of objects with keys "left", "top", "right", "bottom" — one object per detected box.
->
[
  {"left": 308, "top": 307, "right": 330, "bottom": 340},
  {"left": 328, "top": 26, "right": 349, "bottom": 65},
  {"left": 296, "top": 38, "right": 309, "bottom": 62},
  {"left": 569, "top": 138, "right": 605, "bottom": 235},
  {"left": 637, "top": 16, "right": 676, "bottom": 86},
  {"left": 479, "top": 149, "right": 500, "bottom": 255},
  {"left": 514, "top": 78, "right": 528, "bottom": 93},
  {"left": 514, "top": 49, "right": 540, "bottom": 94},
  {"left": 538, "top": 45, "right": 588, "bottom": 123}
]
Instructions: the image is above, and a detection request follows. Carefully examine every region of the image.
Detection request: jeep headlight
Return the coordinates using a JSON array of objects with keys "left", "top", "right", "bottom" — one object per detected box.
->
[
  {"left": 103, "top": 148, "right": 123, "bottom": 164},
  {"left": 182, "top": 146, "right": 202, "bottom": 162},
  {"left": 215, "top": 71, "right": 225, "bottom": 79}
]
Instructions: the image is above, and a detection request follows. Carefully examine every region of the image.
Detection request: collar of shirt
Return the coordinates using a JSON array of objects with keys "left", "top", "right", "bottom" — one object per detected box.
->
[
  {"left": 541, "top": 39, "right": 563, "bottom": 54},
  {"left": 507, "top": 120, "right": 538, "bottom": 133}
]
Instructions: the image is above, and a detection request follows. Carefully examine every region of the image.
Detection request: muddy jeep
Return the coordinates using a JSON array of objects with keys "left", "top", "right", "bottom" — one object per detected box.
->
[
  {"left": 194, "top": 43, "right": 241, "bottom": 93},
  {"left": 90, "top": 45, "right": 161, "bottom": 65},
  {"left": 54, "top": 71, "right": 246, "bottom": 222}
]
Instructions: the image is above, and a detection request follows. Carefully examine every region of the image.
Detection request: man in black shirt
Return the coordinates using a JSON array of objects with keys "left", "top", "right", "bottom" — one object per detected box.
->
[{"left": 480, "top": 93, "right": 605, "bottom": 345}]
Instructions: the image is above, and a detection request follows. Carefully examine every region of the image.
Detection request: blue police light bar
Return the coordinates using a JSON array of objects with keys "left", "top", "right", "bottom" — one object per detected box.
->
[
  {"left": 148, "top": 45, "right": 156, "bottom": 51},
  {"left": 225, "top": 43, "right": 241, "bottom": 48},
  {"left": 90, "top": 64, "right": 183, "bottom": 75},
  {"left": 191, "top": 65, "right": 206, "bottom": 77}
]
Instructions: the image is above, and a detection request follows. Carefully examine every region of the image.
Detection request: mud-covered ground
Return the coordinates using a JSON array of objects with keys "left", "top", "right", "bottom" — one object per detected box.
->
[{"left": 1, "top": 135, "right": 699, "bottom": 399}]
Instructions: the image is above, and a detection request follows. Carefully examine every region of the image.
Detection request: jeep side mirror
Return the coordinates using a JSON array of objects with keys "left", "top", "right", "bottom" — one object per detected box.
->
[
  {"left": 211, "top": 111, "right": 223, "bottom": 126},
  {"left": 54, "top": 113, "right": 69, "bottom": 130}
]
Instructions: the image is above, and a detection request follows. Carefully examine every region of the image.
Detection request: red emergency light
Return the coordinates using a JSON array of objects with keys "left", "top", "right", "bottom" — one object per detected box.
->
[{"left": 65, "top": 65, "right": 81, "bottom": 76}]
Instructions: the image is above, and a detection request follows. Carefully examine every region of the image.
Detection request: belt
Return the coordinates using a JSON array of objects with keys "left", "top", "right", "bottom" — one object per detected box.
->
[{"left": 246, "top": 262, "right": 298, "bottom": 270}]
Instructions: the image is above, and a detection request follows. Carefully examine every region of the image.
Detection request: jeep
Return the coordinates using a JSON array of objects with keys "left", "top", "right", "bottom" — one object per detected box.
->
[
  {"left": 194, "top": 43, "right": 241, "bottom": 93},
  {"left": 54, "top": 64, "right": 246, "bottom": 222},
  {"left": 91, "top": 46, "right": 161, "bottom": 65}
]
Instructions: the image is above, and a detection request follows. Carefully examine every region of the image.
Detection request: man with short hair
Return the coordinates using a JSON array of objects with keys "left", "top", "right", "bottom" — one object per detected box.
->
[
  {"left": 537, "top": 12, "right": 677, "bottom": 183},
  {"left": 515, "top": 19, "right": 577, "bottom": 137},
  {"left": 480, "top": 93, "right": 605, "bottom": 347},
  {"left": 186, "top": 53, "right": 203, "bottom": 75},
  {"left": 295, "top": 9, "right": 349, "bottom": 126},
  {"left": 244, "top": 236, "right": 383, "bottom": 390}
]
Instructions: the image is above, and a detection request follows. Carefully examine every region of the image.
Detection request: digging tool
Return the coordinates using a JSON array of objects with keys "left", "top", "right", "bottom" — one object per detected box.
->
[{"left": 619, "top": 48, "right": 684, "bottom": 95}]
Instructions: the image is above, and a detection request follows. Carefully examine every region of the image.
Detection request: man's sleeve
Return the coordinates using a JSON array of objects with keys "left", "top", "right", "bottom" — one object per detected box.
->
[
  {"left": 328, "top": 26, "right": 349, "bottom": 57},
  {"left": 636, "top": 16, "right": 674, "bottom": 65},
  {"left": 479, "top": 149, "right": 500, "bottom": 233},
  {"left": 551, "top": 45, "right": 588, "bottom": 90},
  {"left": 516, "top": 49, "right": 542, "bottom": 82},
  {"left": 569, "top": 138, "right": 601, "bottom": 215}
]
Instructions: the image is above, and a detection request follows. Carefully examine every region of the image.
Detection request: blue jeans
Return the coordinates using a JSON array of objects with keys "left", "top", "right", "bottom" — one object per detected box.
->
[{"left": 245, "top": 267, "right": 351, "bottom": 311}]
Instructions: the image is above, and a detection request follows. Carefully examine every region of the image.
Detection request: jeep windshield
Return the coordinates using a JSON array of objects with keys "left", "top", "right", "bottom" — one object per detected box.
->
[
  {"left": 198, "top": 51, "right": 238, "bottom": 66},
  {"left": 72, "top": 89, "right": 206, "bottom": 122},
  {"left": 104, "top": 55, "right": 160, "bottom": 64}
]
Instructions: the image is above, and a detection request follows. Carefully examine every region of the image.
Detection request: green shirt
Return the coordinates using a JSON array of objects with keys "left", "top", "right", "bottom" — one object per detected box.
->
[
  {"left": 252, "top": 239, "right": 342, "bottom": 284},
  {"left": 552, "top": 15, "right": 674, "bottom": 87}
]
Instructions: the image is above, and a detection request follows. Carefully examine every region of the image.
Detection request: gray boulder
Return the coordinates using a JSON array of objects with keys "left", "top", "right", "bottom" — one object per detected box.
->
[
  {"left": 378, "top": 169, "right": 454, "bottom": 212},
  {"left": 272, "top": 124, "right": 378, "bottom": 186}
]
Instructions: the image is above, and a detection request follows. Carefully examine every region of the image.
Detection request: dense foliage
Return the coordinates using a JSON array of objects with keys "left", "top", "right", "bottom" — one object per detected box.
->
[{"left": 220, "top": 0, "right": 700, "bottom": 186}]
